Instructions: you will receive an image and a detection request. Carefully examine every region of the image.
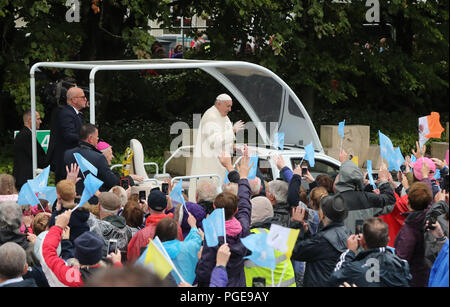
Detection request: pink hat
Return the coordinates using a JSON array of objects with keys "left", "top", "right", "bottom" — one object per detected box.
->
[
  {"left": 96, "top": 141, "right": 111, "bottom": 152},
  {"left": 412, "top": 157, "right": 436, "bottom": 181}
]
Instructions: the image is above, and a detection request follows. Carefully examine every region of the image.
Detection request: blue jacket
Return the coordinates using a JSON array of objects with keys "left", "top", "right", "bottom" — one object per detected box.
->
[
  {"left": 195, "top": 178, "right": 252, "bottom": 287},
  {"left": 209, "top": 266, "right": 228, "bottom": 287},
  {"left": 163, "top": 227, "right": 203, "bottom": 285},
  {"left": 428, "top": 239, "right": 449, "bottom": 287}
]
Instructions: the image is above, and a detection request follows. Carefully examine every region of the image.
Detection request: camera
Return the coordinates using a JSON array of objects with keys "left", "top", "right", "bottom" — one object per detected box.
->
[
  {"left": 400, "top": 164, "right": 406, "bottom": 173},
  {"left": 355, "top": 220, "right": 364, "bottom": 235},
  {"left": 120, "top": 178, "right": 130, "bottom": 190},
  {"left": 425, "top": 215, "right": 438, "bottom": 231},
  {"left": 302, "top": 166, "right": 308, "bottom": 176},
  {"left": 107, "top": 239, "right": 118, "bottom": 255}
]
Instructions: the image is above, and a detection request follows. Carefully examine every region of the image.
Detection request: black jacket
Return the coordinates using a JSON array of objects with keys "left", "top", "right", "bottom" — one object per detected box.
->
[
  {"left": 292, "top": 222, "right": 351, "bottom": 287},
  {"left": 47, "top": 105, "right": 83, "bottom": 182},
  {"left": 328, "top": 248, "right": 412, "bottom": 287},
  {"left": 13, "top": 127, "right": 47, "bottom": 190},
  {"left": 64, "top": 141, "right": 120, "bottom": 201}
]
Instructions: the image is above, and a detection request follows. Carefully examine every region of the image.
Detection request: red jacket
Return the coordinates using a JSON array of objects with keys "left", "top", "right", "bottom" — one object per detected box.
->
[
  {"left": 41, "top": 226, "right": 122, "bottom": 287},
  {"left": 127, "top": 213, "right": 183, "bottom": 264},
  {"left": 380, "top": 193, "right": 409, "bottom": 247}
]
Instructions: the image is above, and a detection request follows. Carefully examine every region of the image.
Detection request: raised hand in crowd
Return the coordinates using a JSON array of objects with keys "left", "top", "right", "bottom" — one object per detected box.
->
[
  {"left": 431, "top": 158, "right": 447, "bottom": 170},
  {"left": 272, "top": 154, "right": 286, "bottom": 170},
  {"left": 236, "top": 154, "right": 253, "bottom": 179},
  {"left": 346, "top": 234, "right": 361, "bottom": 253},
  {"left": 219, "top": 151, "right": 234, "bottom": 172},
  {"left": 27, "top": 232, "right": 37, "bottom": 244},
  {"left": 421, "top": 159, "right": 431, "bottom": 179},
  {"left": 62, "top": 226, "right": 71, "bottom": 240},
  {"left": 187, "top": 212, "right": 197, "bottom": 228},
  {"left": 412, "top": 141, "right": 426, "bottom": 159},
  {"left": 377, "top": 162, "right": 389, "bottom": 183},
  {"left": 65, "top": 163, "right": 81, "bottom": 184},
  {"left": 216, "top": 243, "right": 231, "bottom": 267},
  {"left": 339, "top": 149, "right": 348, "bottom": 163},
  {"left": 55, "top": 209, "right": 72, "bottom": 229},
  {"left": 291, "top": 206, "right": 309, "bottom": 232},
  {"left": 108, "top": 248, "right": 122, "bottom": 264},
  {"left": 425, "top": 219, "right": 446, "bottom": 241}
]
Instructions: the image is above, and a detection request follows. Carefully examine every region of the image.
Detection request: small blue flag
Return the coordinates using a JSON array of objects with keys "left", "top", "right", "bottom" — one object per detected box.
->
[
  {"left": 390, "top": 147, "right": 405, "bottom": 172},
  {"left": 304, "top": 142, "right": 315, "bottom": 167},
  {"left": 274, "top": 132, "right": 285, "bottom": 150},
  {"left": 202, "top": 208, "right": 226, "bottom": 247},
  {"left": 366, "top": 160, "right": 377, "bottom": 190},
  {"left": 338, "top": 120, "right": 345, "bottom": 139},
  {"left": 36, "top": 186, "right": 57, "bottom": 206},
  {"left": 241, "top": 232, "right": 276, "bottom": 270},
  {"left": 28, "top": 166, "right": 50, "bottom": 192},
  {"left": 223, "top": 171, "right": 230, "bottom": 184},
  {"left": 18, "top": 181, "right": 40, "bottom": 206},
  {"left": 75, "top": 173, "right": 103, "bottom": 209},
  {"left": 248, "top": 156, "right": 259, "bottom": 180},
  {"left": 74, "top": 153, "right": 98, "bottom": 176},
  {"left": 170, "top": 179, "right": 187, "bottom": 211}
]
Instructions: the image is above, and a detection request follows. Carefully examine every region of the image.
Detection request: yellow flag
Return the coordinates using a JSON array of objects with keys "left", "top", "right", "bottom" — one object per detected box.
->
[
  {"left": 351, "top": 156, "right": 359, "bottom": 167},
  {"left": 144, "top": 239, "right": 173, "bottom": 279},
  {"left": 286, "top": 228, "right": 300, "bottom": 259}
]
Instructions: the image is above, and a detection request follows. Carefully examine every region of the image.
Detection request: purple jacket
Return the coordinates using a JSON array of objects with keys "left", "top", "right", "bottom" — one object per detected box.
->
[
  {"left": 394, "top": 205, "right": 431, "bottom": 287},
  {"left": 209, "top": 267, "right": 228, "bottom": 287},
  {"left": 195, "top": 179, "right": 252, "bottom": 287}
]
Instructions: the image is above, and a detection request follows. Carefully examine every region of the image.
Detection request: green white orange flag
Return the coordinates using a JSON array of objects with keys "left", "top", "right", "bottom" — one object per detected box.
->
[{"left": 419, "top": 112, "right": 445, "bottom": 147}]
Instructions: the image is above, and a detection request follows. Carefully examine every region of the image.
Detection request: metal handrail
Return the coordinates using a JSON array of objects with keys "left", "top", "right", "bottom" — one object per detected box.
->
[
  {"left": 163, "top": 145, "right": 194, "bottom": 174},
  {"left": 170, "top": 174, "right": 221, "bottom": 186},
  {"left": 144, "top": 162, "right": 159, "bottom": 175}
]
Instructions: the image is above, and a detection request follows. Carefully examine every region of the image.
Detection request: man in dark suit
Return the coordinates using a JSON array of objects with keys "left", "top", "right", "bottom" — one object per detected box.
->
[
  {"left": 64, "top": 124, "right": 125, "bottom": 203},
  {"left": 13, "top": 110, "right": 47, "bottom": 190},
  {"left": 47, "top": 87, "right": 87, "bottom": 183}
]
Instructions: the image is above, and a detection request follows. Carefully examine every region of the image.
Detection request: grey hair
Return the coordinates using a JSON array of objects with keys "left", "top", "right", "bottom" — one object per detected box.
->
[
  {"left": 0, "top": 242, "right": 27, "bottom": 280},
  {"left": 196, "top": 180, "right": 217, "bottom": 202},
  {"left": 0, "top": 201, "right": 22, "bottom": 232},
  {"left": 249, "top": 177, "right": 261, "bottom": 195},
  {"left": 222, "top": 183, "right": 238, "bottom": 196},
  {"left": 268, "top": 180, "right": 288, "bottom": 203}
]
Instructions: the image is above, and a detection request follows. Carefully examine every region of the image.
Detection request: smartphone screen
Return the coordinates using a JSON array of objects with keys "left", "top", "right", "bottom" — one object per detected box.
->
[
  {"left": 120, "top": 178, "right": 129, "bottom": 190},
  {"left": 355, "top": 220, "right": 364, "bottom": 235},
  {"left": 107, "top": 239, "right": 118, "bottom": 255},
  {"left": 302, "top": 167, "right": 308, "bottom": 176},
  {"left": 161, "top": 183, "right": 169, "bottom": 195}
]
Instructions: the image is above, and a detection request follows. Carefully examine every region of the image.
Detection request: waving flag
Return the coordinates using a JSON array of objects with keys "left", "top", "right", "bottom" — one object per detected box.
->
[
  {"left": 36, "top": 186, "right": 57, "bottom": 206},
  {"left": 170, "top": 179, "right": 187, "bottom": 211},
  {"left": 274, "top": 132, "right": 285, "bottom": 150},
  {"left": 18, "top": 181, "right": 40, "bottom": 206},
  {"left": 248, "top": 156, "right": 259, "bottom": 180},
  {"left": 28, "top": 166, "right": 50, "bottom": 192},
  {"left": 338, "top": 120, "right": 345, "bottom": 139},
  {"left": 136, "top": 239, "right": 173, "bottom": 280},
  {"left": 366, "top": 160, "right": 377, "bottom": 190},
  {"left": 419, "top": 112, "right": 445, "bottom": 147},
  {"left": 390, "top": 147, "right": 405, "bottom": 172},
  {"left": 74, "top": 174, "right": 103, "bottom": 209},
  {"left": 74, "top": 153, "right": 98, "bottom": 176},
  {"left": 379, "top": 131, "right": 398, "bottom": 170},
  {"left": 242, "top": 232, "right": 276, "bottom": 270},
  {"left": 266, "top": 224, "right": 300, "bottom": 259},
  {"left": 202, "top": 208, "right": 226, "bottom": 247},
  {"left": 304, "top": 142, "right": 315, "bottom": 168}
]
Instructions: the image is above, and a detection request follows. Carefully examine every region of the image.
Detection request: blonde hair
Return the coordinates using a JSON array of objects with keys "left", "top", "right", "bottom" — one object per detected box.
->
[
  {"left": 109, "top": 186, "right": 128, "bottom": 208},
  {"left": 309, "top": 187, "right": 328, "bottom": 211},
  {"left": 56, "top": 180, "right": 76, "bottom": 207},
  {"left": 0, "top": 174, "right": 17, "bottom": 195}
]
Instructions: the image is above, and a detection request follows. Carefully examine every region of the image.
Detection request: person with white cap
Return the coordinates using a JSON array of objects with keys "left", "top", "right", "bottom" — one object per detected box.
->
[{"left": 189, "top": 94, "right": 245, "bottom": 202}]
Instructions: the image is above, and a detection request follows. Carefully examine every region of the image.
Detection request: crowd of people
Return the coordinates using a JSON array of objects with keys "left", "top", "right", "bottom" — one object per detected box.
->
[{"left": 0, "top": 87, "right": 448, "bottom": 288}]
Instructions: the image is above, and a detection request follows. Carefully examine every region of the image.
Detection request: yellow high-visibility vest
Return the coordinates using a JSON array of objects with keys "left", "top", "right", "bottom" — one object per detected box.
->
[{"left": 244, "top": 228, "right": 296, "bottom": 287}]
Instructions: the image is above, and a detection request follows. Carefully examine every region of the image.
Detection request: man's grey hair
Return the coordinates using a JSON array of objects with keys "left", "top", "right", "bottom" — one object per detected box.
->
[
  {"left": 268, "top": 180, "right": 288, "bottom": 203},
  {"left": 0, "top": 201, "right": 22, "bottom": 232},
  {"left": 222, "top": 183, "right": 238, "bottom": 196},
  {"left": 249, "top": 177, "right": 261, "bottom": 195},
  {"left": 196, "top": 180, "right": 217, "bottom": 202},
  {"left": 0, "top": 242, "right": 27, "bottom": 280}
]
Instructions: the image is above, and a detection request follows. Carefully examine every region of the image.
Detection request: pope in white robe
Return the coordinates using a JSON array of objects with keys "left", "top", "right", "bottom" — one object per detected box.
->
[{"left": 188, "top": 94, "right": 244, "bottom": 201}]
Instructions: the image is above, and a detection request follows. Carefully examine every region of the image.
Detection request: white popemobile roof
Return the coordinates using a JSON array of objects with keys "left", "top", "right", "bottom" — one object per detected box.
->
[{"left": 29, "top": 59, "right": 323, "bottom": 177}]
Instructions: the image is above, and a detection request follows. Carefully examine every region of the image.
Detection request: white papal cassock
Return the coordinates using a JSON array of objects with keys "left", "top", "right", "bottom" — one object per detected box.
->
[{"left": 188, "top": 105, "right": 235, "bottom": 201}]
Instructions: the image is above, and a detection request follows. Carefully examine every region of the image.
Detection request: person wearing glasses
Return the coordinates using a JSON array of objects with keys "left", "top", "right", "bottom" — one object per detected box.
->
[{"left": 47, "top": 87, "right": 88, "bottom": 183}]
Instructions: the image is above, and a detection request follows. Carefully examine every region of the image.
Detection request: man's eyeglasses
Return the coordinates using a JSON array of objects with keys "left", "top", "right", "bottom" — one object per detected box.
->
[{"left": 73, "top": 96, "right": 86, "bottom": 99}]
